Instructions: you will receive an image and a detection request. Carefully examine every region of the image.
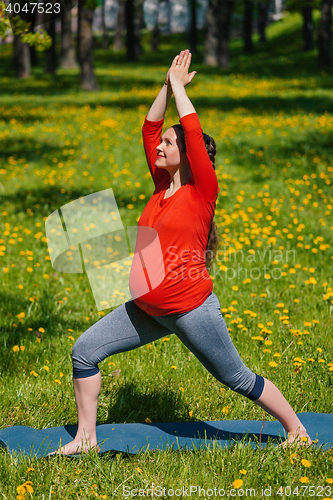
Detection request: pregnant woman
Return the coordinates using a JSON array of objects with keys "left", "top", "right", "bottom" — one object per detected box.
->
[{"left": 52, "top": 50, "right": 311, "bottom": 455}]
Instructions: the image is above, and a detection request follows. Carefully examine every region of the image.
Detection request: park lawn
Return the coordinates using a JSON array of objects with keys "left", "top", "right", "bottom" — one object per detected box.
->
[{"left": 0, "top": 11, "right": 333, "bottom": 499}]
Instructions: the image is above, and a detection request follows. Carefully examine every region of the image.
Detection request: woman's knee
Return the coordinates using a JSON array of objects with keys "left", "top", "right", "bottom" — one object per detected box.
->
[
  {"left": 72, "top": 334, "right": 100, "bottom": 378},
  {"left": 222, "top": 368, "right": 264, "bottom": 400}
]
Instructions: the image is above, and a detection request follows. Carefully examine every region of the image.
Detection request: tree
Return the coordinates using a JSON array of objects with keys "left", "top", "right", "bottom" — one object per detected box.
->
[
  {"left": 125, "top": 0, "right": 135, "bottom": 60},
  {"left": 61, "top": 5, "right": 78, "bottom": 67},
  {"left": 243, "top": 0, "right": 254, "bottom": 53},
  {"left": 286, "top": 0, "right": 318, "bottom": 52},
  {"left": 1, "top": 0, "right": 49, "bottom": 46},
  {"left": 1, "top": 0, "right": 52, "bottom": 78},
  {"left": 258, "top": 0, "right": 270, "bottom": 43},
  {"left": 114, "top": 0, "right": 125, "bottom": 51},
  {"left": 13, "top": 29, "right": 30, "bottom": 77},
  {"left": 102, "top": 0, "right": 108, "bottom": 49},
  {"left": 151, "top": 0, "right": 159, "bottom": 52},
  {"left": 125, "top": 0, "right": 143, "bottom": 61},
  {"left": 44, "top": 2, "right": 57, "bottom": 74},
  {"left": 27, "top": 9, "right": 38, "bottom": 65},
  {"left": 189, "top": 0, "right": 197, "bottom": 54},
  {"left": 302, "top": 0, "right": 313, "bottom": 51},
  {"left": 318, "top": 0, "right": 332, "bottom": 66},
  {"left": 78, "top": 0, "right": 99, "bottom": 90},
  {"left": 204, "top": 0, "right": 234, "bottom": 68}
]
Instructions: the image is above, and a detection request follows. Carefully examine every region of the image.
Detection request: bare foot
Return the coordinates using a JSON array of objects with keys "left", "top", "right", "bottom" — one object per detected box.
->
[
  {"left": 278, "top": 427, "right": 312, "bottom": 449},
  {"left": 48, "top": 438, "right": 100, "bottom": 456}
]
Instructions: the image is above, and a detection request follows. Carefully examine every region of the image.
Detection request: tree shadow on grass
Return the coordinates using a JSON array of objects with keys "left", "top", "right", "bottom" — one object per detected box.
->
[
  {"left": 0, "top": 136, "right": 74, "bottom": 164},
  {"left": 1, "top": 90, "right": 330, "bottom": 119}
]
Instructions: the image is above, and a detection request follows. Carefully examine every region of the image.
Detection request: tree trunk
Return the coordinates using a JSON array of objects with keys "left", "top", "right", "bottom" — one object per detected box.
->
[
  {"left": 102, "top": 0, "right": 108, "bottom": 49},
  {"left": 151, "top": 18, "right": 159, "bottom": 51},
  {"left": 61, "top": 7, "right": 78, "bottom": 68},
  {"left": 243, "top": 0, "right": 254, "bottom": 53},
  {"left": 114, "top": 0, "right": 125, "bottom": 51},
  {"left": 28, "top": 9, "right": 38, "bottom": 66},
  {"left": 303, "top": 1, "right": 313, "bottom": 51},
  {"left": 13, "top": 35, "right": 31, "bottom": 78},
  {"left": 258, "top": 0, "right": 269, "bottom": 44},
  {"left": 126, "top": 0, "right": 136, "bottom": 60},
  {"left": 44, "top": 1, "right": 57, "bottom": 74},
  {"left": 133, "top": 0, "right": 144, "bottom": 57},
  {"left": 78, "top": 0, "right": 99, "bottom": 90},
  {"left": 204, "top": 0, "right": 233, "bottom": 68},
  {"left": 318, "top": 0, "right": 332, "bottom": 67},
  {"left": 13, "top": 0, "right": 31, "bottom": 78},
  {"left": 189, "top": 0, "right": 197, "bottom": 54}
]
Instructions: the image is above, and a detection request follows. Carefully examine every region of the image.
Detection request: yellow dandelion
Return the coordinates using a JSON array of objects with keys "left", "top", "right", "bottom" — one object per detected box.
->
[
  {"left": 269, "top": 361, "right": 278, "bottom": 367},
  {"left": 171, "top": 365, "right": 177, "bottom": 369},
  {"left": 325, "top": 479, "right": 333, "bottom": 484},
  {"left": 301, "top": 459, "right": 311, "bottom": 467},
  {"left": 55, "top": 379, "right": 61, "bottom": 385},
  {"left": 233, "top": 479, "right": 243, "bottom": 489},
  {"left": 24, "top": 482, "right": 33, "bottom": 493},
  {"left": 13, "top": 345, "right": 20, "bottom": 352},
  {"left": 299, "top": 477, "right": 309, "bottom": 483},
  {"left": 43, "top": 366, "right": 49, "bottom": 372},
  {"left": 189, "top": 410, "right": 193, "bottom": 417},
  {"left": 17, "top": 485, "right": 26, "bottom": 495},
  {"left": 145, "top": 417, "right": 152, "bottom": 423},
  {"left": 239, "top": 469, "right": 247, "bottom": 475},
  {"left": 289, "top": 453, "right": 297, "bottom": 464},
  {"left": 136, "top": 467, "right": 143, "bottom": 474}
]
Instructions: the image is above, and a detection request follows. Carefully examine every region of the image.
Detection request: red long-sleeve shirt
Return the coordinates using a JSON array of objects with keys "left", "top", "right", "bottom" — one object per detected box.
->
[{"left": 129, "top": 112, "right": 219, "bottom": 316}]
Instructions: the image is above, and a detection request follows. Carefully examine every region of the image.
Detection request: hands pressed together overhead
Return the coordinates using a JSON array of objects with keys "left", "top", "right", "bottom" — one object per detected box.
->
[
  {"left": 147, "top": 49, "right": 197, "bottom": 122},
  {"left": 165, "top": 49, "right": 197, "bottom": 89}
]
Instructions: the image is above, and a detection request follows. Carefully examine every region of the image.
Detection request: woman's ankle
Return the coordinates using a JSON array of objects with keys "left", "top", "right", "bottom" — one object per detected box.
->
[
  {"left": 75, "top": 430, "right": 97, "bottom": 446},
  {"left": 287, "top": 424, "right": 307, "bottom": 436}
]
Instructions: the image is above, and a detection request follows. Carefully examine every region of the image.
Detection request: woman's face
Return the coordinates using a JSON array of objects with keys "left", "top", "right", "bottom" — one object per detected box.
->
[{"left": 155, "top": 127, "right": 186, "bottom": 170}]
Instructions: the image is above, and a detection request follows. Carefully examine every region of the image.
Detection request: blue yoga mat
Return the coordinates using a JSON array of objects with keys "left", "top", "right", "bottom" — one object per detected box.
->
[{"left": 0, "top": 413, "right": 331, "bottom": 458}]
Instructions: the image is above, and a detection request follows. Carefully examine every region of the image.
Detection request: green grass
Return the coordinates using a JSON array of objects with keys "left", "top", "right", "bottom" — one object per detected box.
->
[{"left": 0, "top": 10, "right": 333, "bottom": 499}]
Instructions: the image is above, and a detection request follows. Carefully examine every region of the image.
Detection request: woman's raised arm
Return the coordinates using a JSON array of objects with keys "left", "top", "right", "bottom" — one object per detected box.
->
[
  {"left": 146, "top": 55, "right": 179, "bottom": 122},
  {"left": 169, "top": 50, "right": 197, "bottom": 119}
]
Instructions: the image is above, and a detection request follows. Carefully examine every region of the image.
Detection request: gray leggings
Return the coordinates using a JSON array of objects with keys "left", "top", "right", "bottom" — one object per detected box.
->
[{"left": 72, "top": 292, "right": 264, "bottom": 400}]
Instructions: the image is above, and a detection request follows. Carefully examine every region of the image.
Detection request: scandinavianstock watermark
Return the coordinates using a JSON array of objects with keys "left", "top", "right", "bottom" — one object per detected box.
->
[{"left": 45, "top": 188, "right": 296, "bottom": 312}]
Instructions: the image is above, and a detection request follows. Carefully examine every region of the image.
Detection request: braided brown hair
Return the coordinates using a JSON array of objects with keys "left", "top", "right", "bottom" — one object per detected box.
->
[{"left": 172, "top": 125, "right": 219, "bottom": 271}]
